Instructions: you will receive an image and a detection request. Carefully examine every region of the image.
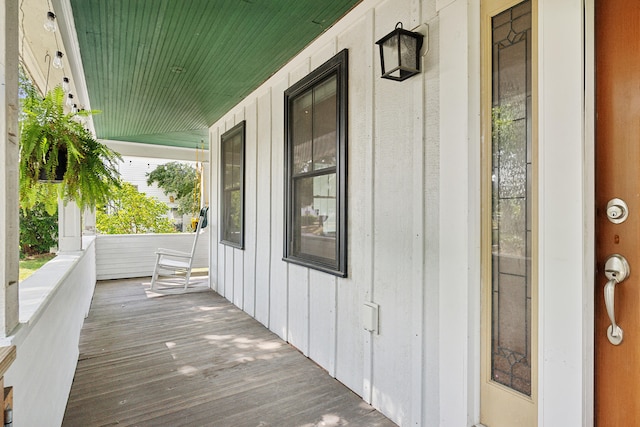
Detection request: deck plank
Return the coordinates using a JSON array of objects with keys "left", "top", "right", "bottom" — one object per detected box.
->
[{"left": 62, "top": 278, "right": 396, "bottom": 427}]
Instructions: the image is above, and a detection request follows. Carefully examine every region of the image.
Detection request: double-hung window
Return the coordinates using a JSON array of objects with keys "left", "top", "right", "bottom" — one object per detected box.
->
[
  {"left": 284, "top": 49, "right": 348, "bottom": 276},
  {"left": 220, "top": 121, "right": 245, "bottom": 248}
]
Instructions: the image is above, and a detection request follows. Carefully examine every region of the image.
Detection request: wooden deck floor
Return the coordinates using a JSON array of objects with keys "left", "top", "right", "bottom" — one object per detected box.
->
[{"left": 62, "top": 278, "right": 396, "bottom": 427}]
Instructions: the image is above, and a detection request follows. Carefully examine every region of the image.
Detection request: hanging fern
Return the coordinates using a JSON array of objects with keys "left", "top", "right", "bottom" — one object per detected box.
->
[{"left": 19, "top": 84, "right": 121, "bottom": 211}]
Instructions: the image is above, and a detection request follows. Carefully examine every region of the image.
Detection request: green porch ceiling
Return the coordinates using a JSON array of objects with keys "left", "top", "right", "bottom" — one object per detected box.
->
[{"left": 70, "top": 0, "right": 361, "bottom": 149}]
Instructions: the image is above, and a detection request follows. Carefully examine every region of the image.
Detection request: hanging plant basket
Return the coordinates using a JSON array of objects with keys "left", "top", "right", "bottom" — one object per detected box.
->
[
  {"left": 19, "top": 85, "right": 122, "bottom": 212},
  {"left": 38, "top": 145, "right": 67, "bottom": 183}
]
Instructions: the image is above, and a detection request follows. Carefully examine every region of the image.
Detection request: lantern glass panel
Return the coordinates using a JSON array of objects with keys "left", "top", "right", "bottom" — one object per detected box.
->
[
  {"left": 381, "top": 36, "right": 400, "bottom": 77},
  {"left": 400, "top": 35, "right": 419, "bottom": 72}
]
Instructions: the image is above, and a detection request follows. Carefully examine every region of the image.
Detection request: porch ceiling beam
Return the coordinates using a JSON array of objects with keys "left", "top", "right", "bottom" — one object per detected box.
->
[{"left": 101, "top": 139, "right": 209, "bottom": 162}]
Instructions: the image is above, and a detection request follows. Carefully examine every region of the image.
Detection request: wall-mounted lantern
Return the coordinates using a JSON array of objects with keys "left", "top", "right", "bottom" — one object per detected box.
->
[{"left": 375, "top": 22, "right": 424, "bottom": 81}]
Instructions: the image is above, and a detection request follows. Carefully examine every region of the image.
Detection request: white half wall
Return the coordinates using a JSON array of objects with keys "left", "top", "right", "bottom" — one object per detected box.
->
[
  {"left": 3, "top": 238, "right": 97, "bottom": 427},
  {"left": 96, "top": 233, "right": 209, "bottom": 280}
]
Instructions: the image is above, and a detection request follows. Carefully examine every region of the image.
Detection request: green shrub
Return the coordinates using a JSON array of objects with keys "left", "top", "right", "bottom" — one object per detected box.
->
[
  {"left": 97, "top": 182, "right": 177, "bottom": 234},
  {"left": 20, "top": 203, "right": 58, "bottom": 257}
]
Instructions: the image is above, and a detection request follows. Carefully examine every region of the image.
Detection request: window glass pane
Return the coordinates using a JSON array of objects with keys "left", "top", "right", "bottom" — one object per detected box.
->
[
  {"left": 293, "top": 91, "right": 313, "bottom": 174},
  {"left": 223, "top": 189, "right": 241, "bottom": 244},
  {"left": 231, "top": 135, "right": 241, "bottom": 188},
  {"left": 220, "top": 121, "right": 245, "bottom": 248},
  {"left": 294, "top": 173, "right": 337, "bottom": 263},
  {"left": 313, "top": 76, "right": 337, "bottom": 171},
  {"left": 490, "top": 0, "right": 532, "bottom": 397},
  {"left": 223, "top": 142, "right": 234, "bottom": 190},
  {"left": 223, "top": 134, "right": 241, "bottom": 190}
]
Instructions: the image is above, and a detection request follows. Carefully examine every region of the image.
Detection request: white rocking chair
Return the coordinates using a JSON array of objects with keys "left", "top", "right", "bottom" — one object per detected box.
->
[{"left": 150, "top": 206, "right": 209, "bottom": 291}]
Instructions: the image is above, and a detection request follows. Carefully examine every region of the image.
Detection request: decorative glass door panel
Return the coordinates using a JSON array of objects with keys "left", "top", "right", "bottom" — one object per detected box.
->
[
  {"left": 490, "top": 1, "right": 532, "bottom": 396},
  {"left": 481, "top": 0, "right": 537, "bottom": 425}
]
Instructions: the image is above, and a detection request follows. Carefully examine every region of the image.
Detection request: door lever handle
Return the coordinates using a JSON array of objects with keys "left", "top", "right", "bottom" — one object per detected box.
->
[
  {"left": 605, "top": 278, "right": 623, "bottom": 344},
  {"left": 603, "top": 254, "right": 630, "bottom": 345}
]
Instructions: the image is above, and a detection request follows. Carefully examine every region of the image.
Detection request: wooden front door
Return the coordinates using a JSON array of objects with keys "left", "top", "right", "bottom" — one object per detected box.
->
[{"left": 595, "top": 0, "right": 640, "bottom": 425}]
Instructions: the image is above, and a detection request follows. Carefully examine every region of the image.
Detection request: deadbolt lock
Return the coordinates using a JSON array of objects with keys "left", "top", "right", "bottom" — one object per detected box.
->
[{"left": 606, "top": 198, "right": 629, "bottom": 224}]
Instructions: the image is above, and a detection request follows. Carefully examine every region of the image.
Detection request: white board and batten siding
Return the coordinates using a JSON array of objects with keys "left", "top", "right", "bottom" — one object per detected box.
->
[
  {"left": 208, "top": 0, "right": 440, "bottom": 425},
  {"left": 96, "top": 233, "right": 209, "bottom": 280}
]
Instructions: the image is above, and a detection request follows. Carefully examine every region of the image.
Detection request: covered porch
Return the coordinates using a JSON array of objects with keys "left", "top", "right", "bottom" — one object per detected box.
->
[
  {"left": 62, "top": 277, "right": 394, "bottom": 426},
  {"left": 0, "top": 0, "right": 597, "bottom": 426}
]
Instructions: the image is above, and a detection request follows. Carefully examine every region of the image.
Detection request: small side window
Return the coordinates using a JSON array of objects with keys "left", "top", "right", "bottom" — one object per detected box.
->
[{"left": 220, "top": 121, "right": 245, "bottom": 249}]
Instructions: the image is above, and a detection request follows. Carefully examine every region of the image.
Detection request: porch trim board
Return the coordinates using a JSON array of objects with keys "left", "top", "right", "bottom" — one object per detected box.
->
[{"left": 538, "top": 0, "right": 592, "bottom": 425}]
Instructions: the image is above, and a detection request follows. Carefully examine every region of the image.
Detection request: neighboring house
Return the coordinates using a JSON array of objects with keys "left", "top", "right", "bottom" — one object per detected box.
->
[
  {"left": 117, "top": 156, "right": 177, "bottom": 206},
  {"left": 117, "top": 156, "right": 197, "bottom": 230},
  {"left": 0, "top": 0, "right": 633, "bottom": 426}
]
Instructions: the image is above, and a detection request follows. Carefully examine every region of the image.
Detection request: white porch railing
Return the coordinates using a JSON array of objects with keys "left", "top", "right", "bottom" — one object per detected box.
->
[
  {"left": 95, "top": 232, "right": 209, "bottom": 280},
  {"left": 2, "top": 237, "right": 97, "bottom": 427}
]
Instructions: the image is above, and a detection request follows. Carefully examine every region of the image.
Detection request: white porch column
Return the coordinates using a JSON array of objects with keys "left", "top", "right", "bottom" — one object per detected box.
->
[
  {"left": 58, "top": 200, "right": 82, "bottom": 252},
  {"left": 0, "top": 0, "right": 20, "bottom": 336},
  {"left": 83, "top": 207, "right": 96, "bottom": 235}
]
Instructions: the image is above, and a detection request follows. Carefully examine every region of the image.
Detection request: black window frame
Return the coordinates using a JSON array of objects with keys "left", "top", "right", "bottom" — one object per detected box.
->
[
  {"left": 283, "top": 49, "right": 348, "bottom": 277},
  {"left": 219, "top": 120, "right": 246, "bottom": 249}
]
